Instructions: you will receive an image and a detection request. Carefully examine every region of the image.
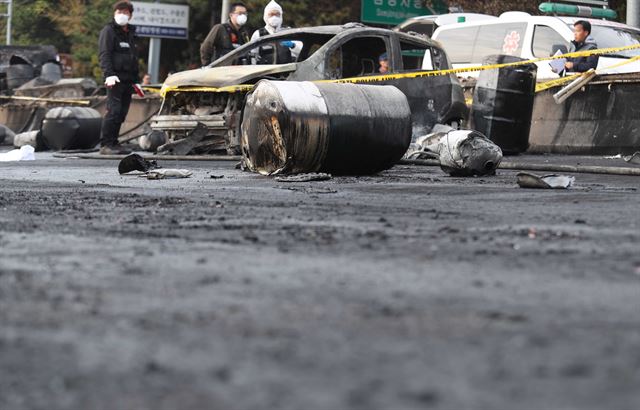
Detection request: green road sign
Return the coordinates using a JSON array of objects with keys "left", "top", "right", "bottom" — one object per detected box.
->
[{"left": 361, "top": 0, "right": 448, "bottom": 25}]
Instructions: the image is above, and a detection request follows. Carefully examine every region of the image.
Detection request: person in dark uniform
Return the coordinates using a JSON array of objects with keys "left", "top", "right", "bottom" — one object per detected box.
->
[
  {"left": 98, "top": 1, "right": 141, "bottom": 155},
  {"left": 565, "top": 20, "right": 599, "bottom": 73},
  {"left": 200, "top": 2, "right": 250, "bottom": 66}
]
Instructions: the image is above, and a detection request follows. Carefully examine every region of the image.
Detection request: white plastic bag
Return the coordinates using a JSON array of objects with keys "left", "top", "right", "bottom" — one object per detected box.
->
[
  {"left": 146, "top": 168, "right": 192, "bottom": 179},
  {"left": 0, "top": 145, "right": 35, "bottom": 162}
]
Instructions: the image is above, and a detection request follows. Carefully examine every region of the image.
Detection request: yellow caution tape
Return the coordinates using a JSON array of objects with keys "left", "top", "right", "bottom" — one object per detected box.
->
[
  {"left": 535, "top": 53, "right": 640, "bottom": 92},
  {"left": 534, "top": 73, "right": 582, "bottom": 92},
  {"left": 141, "top": 86, "right": 162, "bottom": 94},
  {"left": 160, "top": 84, "right": 253, "bottom": 97},
  {"left": 161, "top": 43, "right": 640, "bottom": 97}
]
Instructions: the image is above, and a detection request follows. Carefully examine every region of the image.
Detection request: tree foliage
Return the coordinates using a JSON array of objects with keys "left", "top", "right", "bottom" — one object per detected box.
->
[
  {"left": 3, "top": 0, "right": 70, "bottom": 50},
  {"left": 47, "top": 0, "right": 113, "bottom": 78}
]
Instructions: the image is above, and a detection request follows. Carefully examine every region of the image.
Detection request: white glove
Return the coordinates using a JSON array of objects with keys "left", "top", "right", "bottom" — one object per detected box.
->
[
  {"left": 133, "top": 83, "right": 145, "bottom": 97},
  {"left": 105, "top": 75, "right": 120, "bottom": 87}
]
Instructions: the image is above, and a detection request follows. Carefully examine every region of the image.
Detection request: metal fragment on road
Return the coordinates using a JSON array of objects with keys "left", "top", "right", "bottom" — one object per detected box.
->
[
  {"left": 118, "top": 153, "right": 159, "bottom": 174},
  {"left": 553, "top": 69, "right": 596, "bottom": 105},
  {"left": 146, "top": 169, "right": 193, "bottom": 180},
  {"left": 139, "top": 130, "right": 168, "bottom": 152},
  {"left": 405, "top": 125, "right": 502, "bottom": 176},
  {"left": 438, "top": 130, "right": 503, "bottom": 176},
  {"left": 279, "top": 186, "right": 337, "bottom": 194},
  {"left": 517, "top": 172, "right": 575, "bottom": 189},
  {"left": 404, "top": 124, "right": 452, "bottom": 160},
  {"left": 157, "top": 122, "right": 208, "bottom": 156},
  {"left": 623, "top": 151, "right": 640, "bottom": 165},
  {"left": 274, "top": 173, "right": 332, "bottom": 182}
]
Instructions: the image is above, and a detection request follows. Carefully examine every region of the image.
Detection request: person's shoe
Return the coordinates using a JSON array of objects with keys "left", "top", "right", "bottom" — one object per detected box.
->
[{"left": 100, "top": 145, "right": 132, "bottom": 155}]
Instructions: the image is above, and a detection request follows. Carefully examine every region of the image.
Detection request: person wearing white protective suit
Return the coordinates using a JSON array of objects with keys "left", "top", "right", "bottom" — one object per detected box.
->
[
  {"left": 98, "top": 1, "right": 143, "bottom": 155},
  {"left": 250, "top": 0, "right": 301, "bottom": 64}
]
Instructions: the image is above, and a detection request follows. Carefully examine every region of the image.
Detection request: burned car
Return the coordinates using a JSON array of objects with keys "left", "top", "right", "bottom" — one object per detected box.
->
[{"left": 153, "top": 23, "right": 467, "bottom": 154}]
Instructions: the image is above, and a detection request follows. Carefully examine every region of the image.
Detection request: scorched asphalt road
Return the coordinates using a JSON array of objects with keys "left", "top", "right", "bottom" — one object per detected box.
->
[{"left": 0, "top": 154, "right": 639, "bottom": 410}]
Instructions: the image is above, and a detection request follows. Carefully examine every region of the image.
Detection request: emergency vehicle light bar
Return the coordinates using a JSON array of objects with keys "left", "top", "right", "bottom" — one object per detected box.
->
[{"left": 539, "top": 2, "right": 617, "bottom": 20}]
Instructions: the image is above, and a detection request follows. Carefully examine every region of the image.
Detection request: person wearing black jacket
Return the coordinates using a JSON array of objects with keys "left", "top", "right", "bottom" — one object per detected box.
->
[
  {"left": 200, "top": 2, "right": 250, "bottom": 66},
  {"left": 565, "top": 20, "right": 599, "bottom": 73},
  {"left": 98, "top": 1, "right": 141, "bottom": 155}
]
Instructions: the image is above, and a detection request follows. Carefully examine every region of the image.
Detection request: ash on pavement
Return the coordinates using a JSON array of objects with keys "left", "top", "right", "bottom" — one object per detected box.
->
[{"left": 1, "top": 154, "right": 639, "bottom": 410}]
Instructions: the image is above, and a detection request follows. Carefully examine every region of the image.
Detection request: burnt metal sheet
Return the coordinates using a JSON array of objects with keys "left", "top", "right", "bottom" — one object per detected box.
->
[
  {"left": 162, "top": 64, "right": 298, "bottom": 89},
  {"left": 517, "top": 173, "right": 575, "bottom": 189}
]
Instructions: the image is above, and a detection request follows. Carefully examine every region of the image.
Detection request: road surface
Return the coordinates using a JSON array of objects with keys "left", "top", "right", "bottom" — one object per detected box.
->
[{"left": 1, "top": 153, "right": 639, "bottom": 409}]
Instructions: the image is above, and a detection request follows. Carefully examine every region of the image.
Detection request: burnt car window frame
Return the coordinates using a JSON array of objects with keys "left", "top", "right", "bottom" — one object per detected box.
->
[
  {"left": 398, "top": 37, "right": 439, "bottom": 72},
  {"left": 210, "top": 32, "right": 336, "bottom": 67},
  {"left": 400, "top": 21, "right": 437, "bottom": 37},
  {"left": 324, "top": 34, "right": 392, "bottom": 79}
]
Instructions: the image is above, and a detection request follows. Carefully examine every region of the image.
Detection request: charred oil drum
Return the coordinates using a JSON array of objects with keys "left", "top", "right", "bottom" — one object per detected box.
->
[
  {"left": 41, "top": 107, "right": 102, "bottom": 150},
  {"left": 0, "top": 67, "right": 7, "bottom": 93},
  {"left": 6, "top": 63, "right": 35, "bottom": 90},
  {"left": 471, "top": 55, "right": 537, "bottom": 154},
  {"left": 40, "top": 62, "right": 63, "bottom": 83},
  {"left": 0, "top": 124, "right": 16, "bottom": 145},
  {"left": 241, "top": 80, "right": 412, "bottom": 175}
]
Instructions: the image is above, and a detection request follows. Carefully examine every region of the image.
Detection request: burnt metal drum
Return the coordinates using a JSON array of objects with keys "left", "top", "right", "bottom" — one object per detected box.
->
[
  {"left": 41, "top": 107, "right": 102, "bottom": 150},
  {"left": 472, "top": 55, "right": 537, "bottom": 155},
  {"left": 241, "top": 80, "right": 412, "bottom": 175}
]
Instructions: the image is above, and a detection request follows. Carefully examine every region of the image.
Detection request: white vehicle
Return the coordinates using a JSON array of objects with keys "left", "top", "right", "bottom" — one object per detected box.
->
[
  {"left": 431, "top": 11, "right": 640, "bottom": 79},
  {"left": 394, "top": 13, "right": 498, "bottom": 37}
]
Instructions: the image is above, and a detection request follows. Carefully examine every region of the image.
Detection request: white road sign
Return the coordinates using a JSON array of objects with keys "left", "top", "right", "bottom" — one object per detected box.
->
[{"left": 130, "top": 1, "right": 190, "bottom": 40}]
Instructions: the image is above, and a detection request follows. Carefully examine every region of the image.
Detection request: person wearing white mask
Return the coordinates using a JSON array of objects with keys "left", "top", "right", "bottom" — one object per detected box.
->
[
  {"left": 200, "top": 2, "right": 250, "bottom": 66},
  {"left": 250, "top": 1, "right": 301, "bottom": 63},
  {"left": 250, "top": 0, "right": 284, "bottom": 40},
  {"left": 98, "top": 1, "right": 141, "bottom": 155}
]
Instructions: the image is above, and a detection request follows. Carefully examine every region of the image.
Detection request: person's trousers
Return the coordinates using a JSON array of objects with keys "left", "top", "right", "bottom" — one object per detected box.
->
[{"left": 100, "top": 82, "right": 132, "bottom": 146}]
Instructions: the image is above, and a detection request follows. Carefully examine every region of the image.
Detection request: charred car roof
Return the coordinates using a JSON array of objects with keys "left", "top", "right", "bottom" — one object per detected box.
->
[
  {"left": 214, "top": 23, "right": 436, "bottom": 43},
  {"left": 209, "top": 23, "right": 438, "bottom": 66},
  {"left": 162, "top": 24, "right": 439, "bottom": 90}
]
